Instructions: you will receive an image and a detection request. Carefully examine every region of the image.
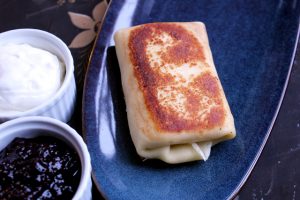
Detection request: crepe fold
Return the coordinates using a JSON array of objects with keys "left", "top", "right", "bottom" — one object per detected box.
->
[{"left": 114, "top": 22, "right": 236, "bottom": 164}]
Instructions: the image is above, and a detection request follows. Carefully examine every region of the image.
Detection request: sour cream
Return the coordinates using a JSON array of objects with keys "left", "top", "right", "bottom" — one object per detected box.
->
[{"left": 0, "top": 43, "right": 65, "bottom": 114}]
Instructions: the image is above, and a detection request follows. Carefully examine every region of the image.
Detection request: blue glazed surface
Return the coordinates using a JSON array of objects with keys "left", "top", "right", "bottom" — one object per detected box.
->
[{"left": 83, "top": 0, "right": 300, "bottom": 199}]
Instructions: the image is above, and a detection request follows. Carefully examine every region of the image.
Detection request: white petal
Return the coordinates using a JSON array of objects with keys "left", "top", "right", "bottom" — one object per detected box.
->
[
  {"left": 68, "top": 12, "right": 95, "bottom": 29},
  {"left": 69, "top": 30, "right": 96, "bottom": 48},
  {"left": 92, "top": 0, "right": 108, "bottom": 22}
]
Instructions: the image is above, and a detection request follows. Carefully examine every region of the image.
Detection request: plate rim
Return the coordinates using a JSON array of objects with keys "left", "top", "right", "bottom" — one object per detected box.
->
[
  {"left": 82, "top": 0, "right": 300, "bottom": 199},
  {"left": 227, "top": 23, "right": 300, "bottom": 200},
  {"left": 81, "top": 0, "right": 113, "bottom": 199}
]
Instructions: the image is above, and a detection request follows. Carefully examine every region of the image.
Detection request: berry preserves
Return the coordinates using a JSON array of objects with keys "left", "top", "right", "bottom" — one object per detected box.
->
[{"left": 0, "top": 136, "right": 81, "bottom": 199}]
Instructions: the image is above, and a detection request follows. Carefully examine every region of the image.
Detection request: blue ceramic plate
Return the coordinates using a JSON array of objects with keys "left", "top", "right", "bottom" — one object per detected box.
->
[{"left": 83, "top": 0, "right": 300, "bottom": 199}]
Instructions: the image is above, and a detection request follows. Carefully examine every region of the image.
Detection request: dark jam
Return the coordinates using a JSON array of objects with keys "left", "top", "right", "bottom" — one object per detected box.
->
[{"left": 0, "top": 136, "right": 81, "bottom": 200}]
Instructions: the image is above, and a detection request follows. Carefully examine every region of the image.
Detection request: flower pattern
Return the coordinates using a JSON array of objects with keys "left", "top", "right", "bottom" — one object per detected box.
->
[{"left": 68, "top": 0, "right": 107, "bottom": 48}]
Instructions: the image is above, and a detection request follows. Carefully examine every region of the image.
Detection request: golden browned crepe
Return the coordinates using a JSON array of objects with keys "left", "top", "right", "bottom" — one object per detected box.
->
[{"left": 114, "top": 22, "right": 236, "bottom": 164}]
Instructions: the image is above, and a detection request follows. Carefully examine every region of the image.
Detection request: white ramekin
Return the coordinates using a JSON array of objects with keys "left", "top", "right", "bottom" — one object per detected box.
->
[
  {"left": 0, "top": 116, "right": 92, "bottom": 200},
  {"left": 0, "top": 29, "right": 76, "bottom": 123}
]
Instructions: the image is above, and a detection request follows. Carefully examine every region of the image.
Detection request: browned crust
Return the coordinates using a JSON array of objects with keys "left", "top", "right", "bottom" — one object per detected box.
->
[{"left": 128, "top": 23, "right": 225, "bottom": 133}]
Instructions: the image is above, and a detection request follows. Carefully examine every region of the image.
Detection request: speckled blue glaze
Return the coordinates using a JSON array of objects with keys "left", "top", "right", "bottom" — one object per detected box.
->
[{"left": 83, "top": 0, "right": 300, "bottom": 199}]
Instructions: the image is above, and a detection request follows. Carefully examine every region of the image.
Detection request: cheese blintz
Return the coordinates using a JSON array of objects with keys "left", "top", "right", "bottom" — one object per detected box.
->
[{"left": 114, "top": 22, "right": 236, "bottom": 164}]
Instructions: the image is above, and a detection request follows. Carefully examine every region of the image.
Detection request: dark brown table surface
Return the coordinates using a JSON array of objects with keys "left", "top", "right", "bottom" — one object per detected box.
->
[{"left": 0, "top": 0, "right": 299, "bottom": 199}]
